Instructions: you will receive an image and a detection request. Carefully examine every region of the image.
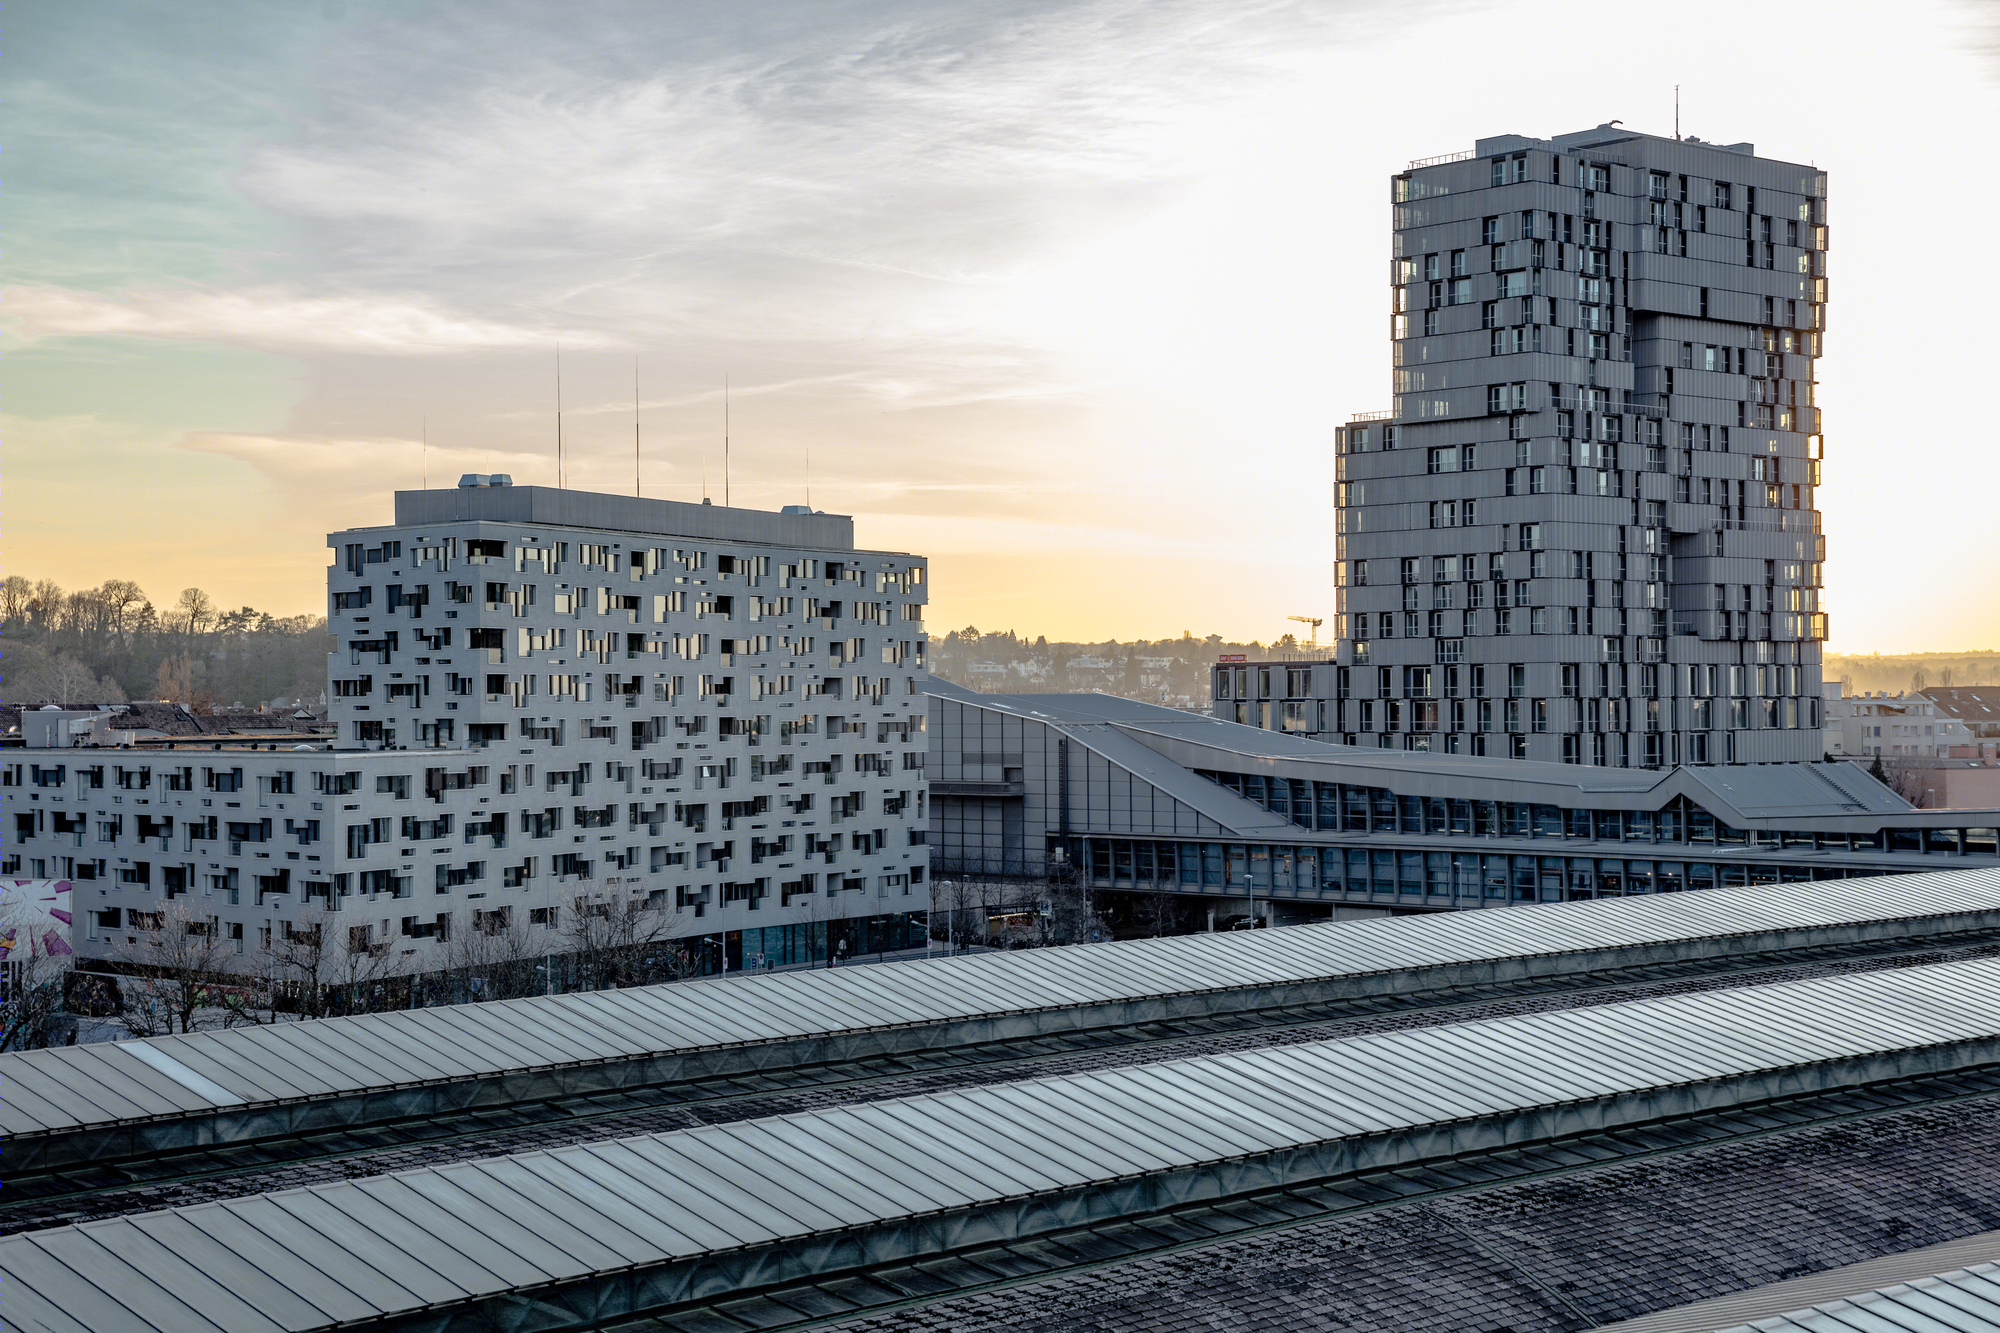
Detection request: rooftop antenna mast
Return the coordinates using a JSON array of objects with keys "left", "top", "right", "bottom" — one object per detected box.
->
[
  {"left": 1675, "top": 85, "right": 1680, "bottom": 140},
  {"left": 555, "top": 344, "right": 566, "bottom": 489},
  {"left": 634, "top": 355, "right": 641, "bottom": 497},
  {"left": 422, "top": 415, "right": 428, "bottom": 489},
  {"left": 724, "top": 373, "right": 731, "bottom": 508},
  {"left": 805, "top": 445, "right": 811, "bottom": 510}
]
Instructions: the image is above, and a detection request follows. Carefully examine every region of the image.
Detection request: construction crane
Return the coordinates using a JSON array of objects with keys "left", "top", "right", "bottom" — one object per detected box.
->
[{"left": 1287, "top": 615, "right": 1324, "bottom": 647}]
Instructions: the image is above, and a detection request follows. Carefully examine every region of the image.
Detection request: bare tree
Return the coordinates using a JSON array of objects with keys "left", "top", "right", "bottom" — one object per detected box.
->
[
  {"left": 799, "top": 880, "right": 836, "bottom": 969},
  {"left": 0, "top": 903, "right": 101, "bottom": 1050},
  {"left": 558, "top": 889, "right": 674, "bottom": 991},
  {"left": 447, "top": 906, "right": 543, "bottom": 1001},
  {"left": 0, "top": 574, "right": 33, "bottom": 623},
  {"left": 17, "top": 653, "right": 102, "bottom": 706},
  {"left": 260, "top": 905, "right": 344, "bottom": 1018},
  {"left": 931, "top": 876, "right": 988, "bottom": 952},
  {"left": 97, "top": 580, "right": 149, "bottom": 643},
  {"left": 1885, "top": 760, "right": 1936, "bottom": 809},
  {"left": 1044, "top": 861, "right": 1109, "bottom": 947},
  {"left": 1136, "top": 876, "right": 1179, "bottom": 938},
  {"left": 1911, "top": 666, "right": 1931, "bottom": 693},
  {"left": 174, "top": 587, "right": 217, "bottom": 640},
  {"left": 326, "top": 918, "right": 409, "bottom": 1015},
  {"left": 113, "top": 899, "right": 258, "bottom": 1036},
  {"left": 155, "top": 651, "right": 218, "bottom": 712},
  {"left": 28, "top": 579, "right": 64, "bottom": 631},
  {"left": 636, "top": 934, "right": 708, "bottom": 986}
]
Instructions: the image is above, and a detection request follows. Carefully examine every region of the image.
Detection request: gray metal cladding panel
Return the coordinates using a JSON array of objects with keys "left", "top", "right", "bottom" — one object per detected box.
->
[
  {"left": 388, "top": 486, "right": 858, "bottom": 551},
  {"left": 16, "top": 957, "right": 2000, "bottom": 1333},
  {"left": 1710, "top": 1264, "right": 2000, "bottom": 1332},
  {"left": 1063, "top": 725, "right": 1295, "bottom": 834},
  {"left": 11, "top": 867, "right": 2000, "bottom": 1139}
]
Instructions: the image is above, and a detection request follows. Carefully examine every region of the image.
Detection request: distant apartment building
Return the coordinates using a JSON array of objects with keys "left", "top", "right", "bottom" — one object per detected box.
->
[
  {"left": 1927, "top": 688, "right": 2000, "bottom": 758},
  {"left": 1330, "top": 124, "right": 1828, "bottom": 767},
  {"left": 4, "top": 478, "right": 932, "bottom": 973},
  {"left": 1826, "top": 687, "right": 1998, "bottom": 760}
]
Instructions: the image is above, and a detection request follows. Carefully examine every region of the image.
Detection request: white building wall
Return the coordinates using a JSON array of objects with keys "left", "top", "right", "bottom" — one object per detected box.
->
[
  {"left": 3, "top": 484, "right": 932, "bottom": 974},
  {"left": 1822, "top": 689, "right": 1973, "bottom": 759}
]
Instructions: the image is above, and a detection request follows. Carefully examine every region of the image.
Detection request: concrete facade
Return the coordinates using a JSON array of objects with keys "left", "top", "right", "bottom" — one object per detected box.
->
[
  {"left": 1332, "top": 125, "right": 1828, "bottom": 768},
  {"left": 3, "top": 480, "right": 932, "bottom": 972}
]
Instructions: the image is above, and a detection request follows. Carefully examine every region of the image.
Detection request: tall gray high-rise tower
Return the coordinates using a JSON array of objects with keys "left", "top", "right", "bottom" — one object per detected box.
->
[{"left": 1333, "top": 124, "right": 1828, "bottom": 766}]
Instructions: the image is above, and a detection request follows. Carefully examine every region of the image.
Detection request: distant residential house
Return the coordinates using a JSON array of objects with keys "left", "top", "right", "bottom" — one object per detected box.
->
[
  {"left": 1824, "top": 688, "right": 1978, "bottom": 758},
  {"left": 1925, "top": 688, "right": 2000, "bottom": 759}
]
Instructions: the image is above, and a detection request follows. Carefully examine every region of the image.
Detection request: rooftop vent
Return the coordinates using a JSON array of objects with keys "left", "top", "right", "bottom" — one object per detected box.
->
[{"left": 457, "top": 473, "right": 513, "bottom": 488}]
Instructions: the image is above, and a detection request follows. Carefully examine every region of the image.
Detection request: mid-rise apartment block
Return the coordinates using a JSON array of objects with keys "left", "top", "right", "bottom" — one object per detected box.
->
[
  {"left": 5, "top": 479, "right": 932, "bottom": 972},
  {"left": 1329, "top": 124, "right": 1828, "bottom": 766},
  {"left": 1825, "top": 688, "right": 1997, "bottom": 761}
]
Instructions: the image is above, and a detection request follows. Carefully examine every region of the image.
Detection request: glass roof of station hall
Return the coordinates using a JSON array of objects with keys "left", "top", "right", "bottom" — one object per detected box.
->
[
  {"left": 9, "top": 955, "right": 2000, "bottom": 1333},
  {"left": 5, "top": 868, "right": 1999, "bottom": 1139}
]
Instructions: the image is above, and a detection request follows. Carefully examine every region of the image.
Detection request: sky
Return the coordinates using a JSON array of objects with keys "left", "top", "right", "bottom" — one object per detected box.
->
[{"left": 6, "top": 0, "right": 1998, "bottom": 651}]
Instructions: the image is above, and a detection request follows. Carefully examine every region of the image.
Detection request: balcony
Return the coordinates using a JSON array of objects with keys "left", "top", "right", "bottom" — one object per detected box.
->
[
  {"left": 1550, "top": 394, "right": 1666, "bottom": 421},
  {"left": 1406, "top": 149, "right": 1473, "bottom": 169},
  {"left": 1719, "top": 512, "right": 1822, "bottom": 534}
]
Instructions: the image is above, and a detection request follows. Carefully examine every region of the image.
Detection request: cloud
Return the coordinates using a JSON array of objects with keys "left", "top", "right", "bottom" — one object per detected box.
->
[
  {"left": 850, "top": 510, "right": 1256, "bottom": 559},
  {"left": 2, "top": 284, "right": 609, "bottom": 355},
  {"left": 175, "top": 430, "right": 560, "bottom": 509},
  {"left": 9, "top": 0, "right": 1377, "bottom": 403},
  {"left": 194, "top": 1, "right": 1344, "bottom": 394}
]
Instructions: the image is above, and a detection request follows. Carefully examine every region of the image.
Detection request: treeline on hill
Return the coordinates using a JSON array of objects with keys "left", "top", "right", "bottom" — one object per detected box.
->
[
  {"left": 1823, "top": 651, "right": 2000, "bottom": 697},
  {"left": 931, "top": 633, "right": 2000, "bottom": 706},
  {"left": 0, "top": 576, "right": 332, "bottom": 710},
  {"left": 928, "top": 628, "right": 1321, "bottom": 705}
]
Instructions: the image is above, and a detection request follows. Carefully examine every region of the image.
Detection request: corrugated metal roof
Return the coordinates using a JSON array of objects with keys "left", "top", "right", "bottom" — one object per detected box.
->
[
  {"left": 1598, "top": 1229, "right": 2000, "bottom": 1333},
  {"left": 1709, "top": 1263, "right": 2000, "bottom": 1331},
  {"left": 932, "top": 689, "right": 1980, "bottom": 819},
  {"left": 1686, "top": 762, "right": 1901, "bottom": 819},
  {"left": 11, "top": 956, "right": 2000, "bottom": 1333},
  {"left": 1062, "top": 723, "right": 1301, "bottom": 834},
  {"left": 8, "top": 868, "right": 2000, "bottom": 1140}
]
